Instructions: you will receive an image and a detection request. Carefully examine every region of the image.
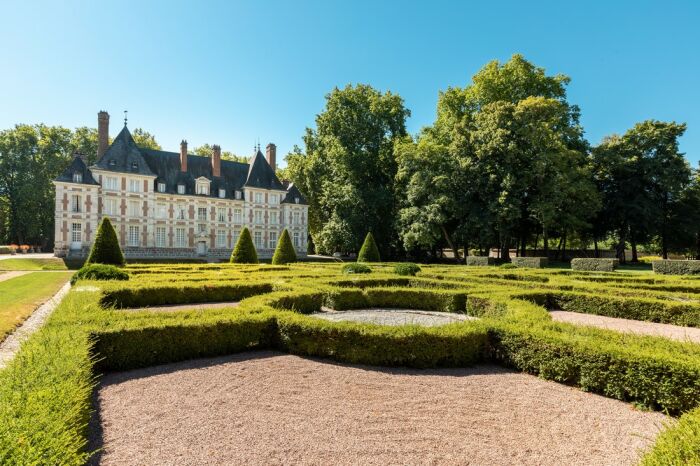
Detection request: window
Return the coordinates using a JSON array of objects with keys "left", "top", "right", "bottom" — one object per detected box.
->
[
  {"left": 156, "top": 203, "right": 167, "bottom": 219},
  {"left": 235, "top": 190, "right": 242, "bottom": 200},
  {"left": 293, "top": 232, "right": 300, "bottom": 248},
  {"left": 177, "top": 204, "right": 186, "bottom": 220},
  {"left": 196, "top": 181, "right": 209, "bottom": 195},
  {"left": 158, "top": 182, "right": 166, "bottom": 193},
  {"left": 175, "top": 227, "right": 186, "bottom": 247},
  {"left": 232, "top": 229, "right": 240, "bottom": 245},
  {"left": 198, "top": 224, "right": 206, "bottom": 233},
  {"left": 71, "top": 195, "right": 81, "bottom": 213},
  {"left": 254, "top": 231, "right": 263, "bottom": 248},
  {"left": 233, "top": 208, "right": 242, "bottom": 223},
  {"left": 254, "top": 192, "right": 263, "bottom": 203},
  {"left": 269, "top": 231, "right": 277, "bottom": 249},
  {"left": 128, "top": 200, "right": 140, "bottom": 217},
  {"left": 270, "top": 211, "right": 278, "bottom": 225},
  {"left": 254, "top": 210, "right": 263, "bottom": 224},
  {"left": 104, "top": 198, "right": 117, "bottom": 215},
  {"left": 131, "top": 162, "right": 139, "bottom": 171},
  {"left": 295, "top": 197, "right": 300, "bottom": 204},
  {"left": 128, "top": 179, "right": 141, "bottom": 193},
  {"left": 177, "top": 184, "right": 185, "bottom": 195},
  {"left": 293, "top": 212, "right": 300, "bottom": 225},
  {"left": 217, "top": 207, "right": 226, "bottom": 222},
  {"left": 155, "top": 227, "right": 166, "bottom": 247},
  {"left": 219, "top": 188, "right": 226, "bottom": 199},
  {"left": 104, "top": 176, "right": 118, "bottom": 190},
  {"left": 270, "top": 194, "right": 278, "bottom": 204},
  {"left": 71, "top": 223, "right": 82, "bottom": 242},
  {"left": 197, "top": 207, "right": 207, "bottom": 221},
  {"left": 128, "top": 226, "right": 140, "bottom": 247},
  {"left": 73, "top": 172, "right": 82, "bottom": 183},
  {"left": 108, "top": 159, "right": 117, "bottom": 168},
  {"left": 216, "top": 229, "right": 226, "bottom": 248}
]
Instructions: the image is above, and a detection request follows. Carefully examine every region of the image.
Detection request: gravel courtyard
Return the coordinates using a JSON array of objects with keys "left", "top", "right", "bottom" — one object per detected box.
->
[{"left": 89, "top": 351, "right": 669, "bottom": 465}]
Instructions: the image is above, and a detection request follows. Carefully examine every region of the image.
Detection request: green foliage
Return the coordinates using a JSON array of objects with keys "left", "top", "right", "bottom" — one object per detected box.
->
[
  {"left": 641, "top": 407, "right": 700, "bottom": 464},
  {"left": 394, "top": 262, "right": 421, "bottom": 276},
  {"left": 272, "top": 229, "right": 297, "bottom": 265},
  {"left": 191, "top": 143, "right": 247, "bottom": 163},
  {"left": 467, "top": 256, "right": 495, "bottom": 266},
  {"left": 511, "top": 257, "right": 548, "bottom": 268},
  {"left": 71, "top": 264, "right": 128, "bottom": 285},
  {"left": 230, "top": 227, "right": 258, "bottom": 264},
  {"left": 0, "top": 246, "right": 11, "bottom": 254},
  {"left": 357, "top": 232, "right": 380, "bottom": 262},
  {"left": 653, "top": 260, "right": 700, "bottom": 275},
  {"left": 85, "top": 217, "right": 125, "bottom": 266},
  {"left": 100, "top": 282, "right": 273, "bottom": 308},
  {"left": 570, "top": 258, "right": 619, "bottom": 272},
  {"left": 499, "top": 263, "right": 517, "bottom": 269},
  {"left": 341, "top": 263, "right": 371, "bottom": 274}
]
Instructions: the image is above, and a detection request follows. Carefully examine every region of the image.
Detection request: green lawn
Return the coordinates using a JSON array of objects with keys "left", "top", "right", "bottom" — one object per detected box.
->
[
  {"left": 0, "top": 258, "right": 69, "bottom": 271},
  {"left": 0, "top": 272, "right": 72, "bottom": 341}
]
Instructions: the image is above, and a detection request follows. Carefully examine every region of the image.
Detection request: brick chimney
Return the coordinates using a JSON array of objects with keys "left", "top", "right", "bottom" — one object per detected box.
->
[
  {"left": 212, "top": 144, "right": 221, "bottom": 177},
  {"left": 266, "top": 143, "right": 276, "bottom": 171},
  {"left": 97, "top": 111, "right": 109, "bottom": 158},
  {"left": 180, "top": 140, "right": 188, "bottom": 172}
]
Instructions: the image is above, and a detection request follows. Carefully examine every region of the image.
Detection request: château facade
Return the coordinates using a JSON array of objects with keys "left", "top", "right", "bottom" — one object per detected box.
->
[{"left": 53, "top": 111, "right": 308, "bottom": 260}]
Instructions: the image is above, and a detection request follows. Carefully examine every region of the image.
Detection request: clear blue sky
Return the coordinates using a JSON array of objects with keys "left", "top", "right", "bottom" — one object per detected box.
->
[{"left": 2, "top": 0, "right": 699, "bottom": 166}]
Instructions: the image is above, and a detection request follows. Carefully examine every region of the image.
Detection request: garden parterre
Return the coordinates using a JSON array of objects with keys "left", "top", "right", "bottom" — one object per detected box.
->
[{"left": 1, "top": 262, "right": 699, "bottom": 464}]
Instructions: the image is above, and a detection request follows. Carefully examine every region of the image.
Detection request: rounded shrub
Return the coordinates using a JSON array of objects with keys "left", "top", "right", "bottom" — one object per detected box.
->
[
  {"left": 86, "top": 217, "right": 125, "bottom": 266},
  {"left": 394, "top": 262, "right": 421, "bottom": 276},
  {"left": 272, "top": 229, "right": 297, "bottom": 265},
  {"left": 499, "top": 263, "right": 517, "bottom": 269},
  {"left": 342, "top": 263, "right": 371, "bottom": 274},
  {"left": 230, "top": 227, "right": 258, "bottom": 264},
  {"left": 357, "top": 232, "right": 380, "bottom": 262},
  {"left": 70, "top": 264, "right": 129, "bottom": 285}
]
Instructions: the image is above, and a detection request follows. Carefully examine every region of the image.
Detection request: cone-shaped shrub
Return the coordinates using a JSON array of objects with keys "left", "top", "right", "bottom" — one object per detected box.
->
[
  {"left": 86, "top": 217, "right": 125, "bottom": 266},
  {"left": 272, "top": 229, "right": 297, "bottom": 265},
  {"left": 230, "top": 227, "right": 258, "bottom": 264},
  {"left": 357, "top": 232, "right": 380, "bottom": 262}
]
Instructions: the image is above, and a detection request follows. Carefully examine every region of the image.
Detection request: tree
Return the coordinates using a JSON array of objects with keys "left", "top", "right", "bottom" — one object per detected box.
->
[
  {"left": 285, "top": 84, "right": 410, "bottom": 256},
  {"left": 131, "top": 128, "right": 161, "bottom": 150},
  {"left": 230, "top": 227, "right": 258, "bottom": 263},
  {"left": 85, "top": 217, "right": 125, "bottom": 266},
  {"left": 192, "top": 144, "right": 248, "bottom": 163},
  {"left": 357, "top": 232, "right": 380, "bottom": 262},
  {"left": 272, "top": 229, "right": 297, "bottom": 264}
]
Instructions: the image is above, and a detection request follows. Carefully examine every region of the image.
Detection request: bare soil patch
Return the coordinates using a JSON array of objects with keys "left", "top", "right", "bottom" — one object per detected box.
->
[{"left": 89, "top": 351, "right": 669, "bottom": 465}]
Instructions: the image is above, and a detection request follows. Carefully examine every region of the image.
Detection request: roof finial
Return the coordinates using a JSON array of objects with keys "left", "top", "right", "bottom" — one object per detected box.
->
[{"left": 123, "top": 110, "right": 128, "bottom": 127}]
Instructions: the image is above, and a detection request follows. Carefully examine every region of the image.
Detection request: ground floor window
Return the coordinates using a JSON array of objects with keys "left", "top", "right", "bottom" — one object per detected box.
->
[
  {"left": 293, "top": 232, "right": 300, "bottom": 248},
  {"left": 232, "top": 230, "right": 240, "bottom": 245},
  {"left": 71, "top": 195, "right": 81, "bottom": 213},
  {"left": 128, "top": 225, "right": 140, "bottom": 247},
  {"left": 269, "top": 231, "right": 277, "bottom": 249},
  {"left": 217, "top": 229, "right": 226, "bottom": 248},
  {"left": 104, "top": 198, "right": 117, "bottom": 216},
  {"left": 254, "top": 231, "right": 263, "bottom": 248},
  {"left": 175, "top": 228, "right": 186, "bottom": 247},
  {"left": 155, "top": 227, "right": 166, "bottom": 247},
  {"left": 71, "top": 223, "right": 82, "bottom": 242}
]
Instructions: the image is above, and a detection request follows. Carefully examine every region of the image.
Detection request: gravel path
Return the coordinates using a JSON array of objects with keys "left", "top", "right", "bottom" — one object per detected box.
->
[
  {"left": 0, "top": 281, "right": 71, "bottom": 369},
  {"left": 314, "top": 307, "right": 475, "bottom": 326},
  {"left": 0, "top": 271, "right": 29, "bottom": 282},
  {"left": 120, "top": 302, "right": 240, "bottom": 313},
  {"left": 89, "top": 351, "right": 669, "bottom": 465},
  {"left": 550, "top": 310, "right": 700, "bottom": 344}
]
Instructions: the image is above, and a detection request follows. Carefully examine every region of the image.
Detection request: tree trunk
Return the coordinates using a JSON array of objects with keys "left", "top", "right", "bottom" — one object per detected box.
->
[
  {"left": 440, "top": 225, "right": 460, "bottom": 263},
  {"left": 543, "top": 229, "right": 549, "bottom": 258},
  {"left": 593, "top": 237, "right": 599, "bottom": 258},
  {"left": 561, "top": 232, "right": 567, "bottom": 261},
  {"left": 616, "top": 228, "right": 627, "bottom": 264},
  {"left": 631, "top": 238, "right": 638, "bottom": 263}
]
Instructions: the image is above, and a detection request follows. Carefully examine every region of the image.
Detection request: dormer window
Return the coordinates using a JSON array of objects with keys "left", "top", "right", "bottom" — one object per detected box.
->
[
  {"left": 235, "top": 190, "right": 242, "bottom": 200},
  {"left": 295, "top": 197, "right": 300, "bottom": 204},
  {"left": 73, "top": 172, "right": 82, "bottom": 183},
  {"left": 218, "top": 188, "right": 226, "bottom": 198},
  {"left": 177, "top": 184, "right": 185, "bottom": 195},
  {"left": 158, "top": 182, "right": 166, "bottom": 193},
  {"left": 197, "top": 184, "right": 209, "bottom": 195},
  {"left": 131, "top": 162, "right": 139, "bottom": 170},
  {"left": 108, "top": 159, "right": 116, "bottom": 167}
]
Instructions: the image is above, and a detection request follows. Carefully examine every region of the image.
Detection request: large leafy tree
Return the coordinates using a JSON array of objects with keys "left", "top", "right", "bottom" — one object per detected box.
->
[
  {"left": 286, "top": 84, "right": 410, "bottom": 256},
  {"left": 192, "top": 143, "right": 248, "bottom": 163}
]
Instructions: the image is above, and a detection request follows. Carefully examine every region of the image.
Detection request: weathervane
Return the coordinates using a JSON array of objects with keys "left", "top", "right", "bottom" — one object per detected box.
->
[{"left": 123, "top": 110, "right": 128, "bottom": 127}]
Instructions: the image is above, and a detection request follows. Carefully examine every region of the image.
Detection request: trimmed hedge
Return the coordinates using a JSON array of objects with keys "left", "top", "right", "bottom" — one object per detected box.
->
[
  {"left": 357, "top": 232, "right": 380, "bottom": 262},
  {"left": 641, "top": 407, "right": 700, "bottom": 464},
  {"left": 272, "top": 229, "right": 297, "bottom": 265},
  {"left": 394, "top": 262, "right": 421, "bottom": 276},
  {"left": 70, "top": 264, "right": 129, "bottom": 285},
  {"left": 571, "top": 258, "right": 619, "bottom": 272},
  {"left": 511, "top": 257, "right": 548, "bottom": 268},
  {"left": 466, "top": 256, "right": 495, "bottom": 266},
  {"left": 0, "top": 246, "right": 11, "bottom": 254},
  {"left": 653, "top": 260, "right": 700, "bottom": 275},
  {"left": 341, "top": 263, "right": 371, "bottom": 274},
  {"left": 85, "top": 217, "right": 125, "bottom": 266},
  {"left": 230, "top": 227, "right": 258, "bottom": 264}
]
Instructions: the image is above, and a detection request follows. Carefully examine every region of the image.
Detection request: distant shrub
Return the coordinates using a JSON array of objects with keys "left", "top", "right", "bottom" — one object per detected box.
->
[
  {"left": 571, "top": 258, "right": 619, "bottom": 272},
  {"left": 653, "top": 260, "right": 700, "bottom": 275},
  {"left": 499, "top": 263, "right": 517, "bottom": 269},
  {"left": 0, "top": 246, "right": 11, "bottom": 254},
  {"left": 511, "top": 257, "right": 548, "bottom": 268},
  {"left": 341, "top": 263, "right": 371, "bottom": 274},
  {"left": 86, "top": 217, "right": 125, "bottom": 266},
  {"left": 230, "top": 227, "right": 258, "bottom": 264},
  {"left": 71, "top": 264, "right": 129, "bottom": 285},
  {"left": 394, "top": 262, "right": 421, "bottom": 276},
  {"left": 357, "top": 232, "right": 380, "bottom": 262},
  {"left": 272, "top": 229, "right": 297, "bottom": 265},
  {"left": 467, "top": 256, "right": 495, "bottom": 266}
]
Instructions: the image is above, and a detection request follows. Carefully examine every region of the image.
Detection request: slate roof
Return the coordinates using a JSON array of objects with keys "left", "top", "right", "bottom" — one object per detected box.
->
[
  {"left": 55, "top": 155, "right": 100, "bottom": 185},
  {"left": 282, "top": 183, "right": 308, "bottom": 205},
  {"left": 55, "top": 126, "right": 306, "bottom": 203}
]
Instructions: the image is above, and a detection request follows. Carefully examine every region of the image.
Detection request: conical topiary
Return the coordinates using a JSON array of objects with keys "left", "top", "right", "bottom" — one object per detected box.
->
[
  {"left": 86, "top": 217, "right": 125, "bottom": 266},
  {"left": 272, "top": 229, "right": 297, "bottom": 265},
  {"left": 230, "top": 227, "right": 258, "bottom": 264},
  {"left": 357, "top": 232, "right": 380, "bottom": 262}
]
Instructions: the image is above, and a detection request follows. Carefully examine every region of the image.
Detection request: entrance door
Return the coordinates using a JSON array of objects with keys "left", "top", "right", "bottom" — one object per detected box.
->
[
  {"left": 196, "top": 241, "right": 207, "bottom": 256},
  {"left": 70, "top": 223, "right": 82, "bottom": 250}
]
